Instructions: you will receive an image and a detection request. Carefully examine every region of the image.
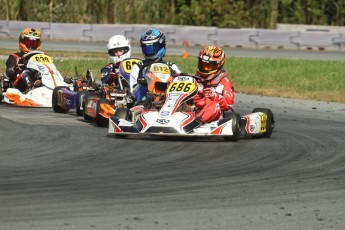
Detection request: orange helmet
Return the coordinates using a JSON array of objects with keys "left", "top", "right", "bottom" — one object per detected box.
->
[
  {"left": 19, "top": 28, "right": 41, "bottom": 53},
  {"left": 197, "top": 46, "right": 225, "bottom": 80}
]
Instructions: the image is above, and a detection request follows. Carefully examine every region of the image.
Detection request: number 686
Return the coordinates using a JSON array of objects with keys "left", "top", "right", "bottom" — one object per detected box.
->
[{"left": 168, "top": 82, "right": 193, "bottom": 92}]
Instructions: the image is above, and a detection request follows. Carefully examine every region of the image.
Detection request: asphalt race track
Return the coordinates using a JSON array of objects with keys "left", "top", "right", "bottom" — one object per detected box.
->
[{"left": 1, "top": 93, "right": 345, "bottom": 230}]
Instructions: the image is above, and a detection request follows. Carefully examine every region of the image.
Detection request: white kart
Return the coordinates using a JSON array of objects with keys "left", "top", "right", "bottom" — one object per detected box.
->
[
  {"left": 109, "top": 74, "right": 275, "bottom": 141},
  {"left": 2, "top": 51, "right": 70, "bottom": 107}
]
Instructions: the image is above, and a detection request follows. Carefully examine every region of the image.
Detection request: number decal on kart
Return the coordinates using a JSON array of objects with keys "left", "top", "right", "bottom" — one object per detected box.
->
[
  {"left": 121, "top": 58, "right": 140, "bottom": 74},
  {"left": 32, "top": 54, "right": 52, "bottom": 63},
  {"left": 258, "top": 113, "right": 267, "bottom": 133},
  {"left": 149, "top": 63, "right": 170, "bottom": 75},
  {"left": 168, "top": 82, "right": 195, "bottom": 93}
]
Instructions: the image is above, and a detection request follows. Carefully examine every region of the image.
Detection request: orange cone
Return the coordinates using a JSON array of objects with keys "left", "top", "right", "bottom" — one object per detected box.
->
[
  {"left": 182, "top": 49, "right": 188, "bottom": 59},
  {"left": 182, "top": 40, "right": 189, "bottom": 59}
]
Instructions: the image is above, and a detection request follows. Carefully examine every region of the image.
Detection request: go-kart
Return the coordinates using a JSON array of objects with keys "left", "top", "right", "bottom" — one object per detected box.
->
[
  {"left": 1, "top": 51, "right": 71, "bottom": 107},
  {"left": 116, "top": 61, "right": 176, "bottom": 124},
  {"left": 0, "top": 73, "right": 10, "bottom": 103},
  {"left": 82, "top": 58, "right": 141, "bottom": 126},
  {"left": 108, "top": 73, "right": 275, "bottom": 141},
  {"left": 52, "top": 68, "right": 99, "bottom": 116}
]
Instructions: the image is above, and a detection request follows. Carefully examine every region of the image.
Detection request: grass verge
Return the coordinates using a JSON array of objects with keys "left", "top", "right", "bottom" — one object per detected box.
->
[{"left": 1, "top": 49, "right": 344, "bottom": 103}]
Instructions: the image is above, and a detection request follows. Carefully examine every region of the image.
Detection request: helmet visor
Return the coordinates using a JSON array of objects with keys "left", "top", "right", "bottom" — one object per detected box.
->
[
  {"left": 141, "top": 43, "right": 163, "bottom": 56},
  {"left": 108, "top": 47, "right": 129, "bottom": 56},
  {"left": 198, "top": 59, "right": 220, "bottom": 73},
  {"left": 22, "top": 36, "right": 40, "bottom": 50}
]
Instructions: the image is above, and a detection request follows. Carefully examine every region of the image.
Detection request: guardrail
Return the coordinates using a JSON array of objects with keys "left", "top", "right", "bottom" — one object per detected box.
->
[{"left": 1, "top": 20, "right": 345, "bottom": 51}]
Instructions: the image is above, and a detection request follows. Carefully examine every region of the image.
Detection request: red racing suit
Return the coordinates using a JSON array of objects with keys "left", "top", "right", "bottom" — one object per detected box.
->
[{"left": 193, "top": 69, "right": 235, "bottom": 123}]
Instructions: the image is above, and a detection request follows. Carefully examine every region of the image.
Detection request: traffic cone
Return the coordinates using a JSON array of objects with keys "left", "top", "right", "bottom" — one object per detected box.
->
[
  {"left": 182, "top": 40, "right": 189, "bottom": 59},
  {"left": 182, "top": 49, "right": 188, "bottom": 59}
]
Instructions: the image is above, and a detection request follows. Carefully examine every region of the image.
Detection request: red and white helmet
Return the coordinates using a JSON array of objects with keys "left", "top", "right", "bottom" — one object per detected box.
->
[
  {"left": 197, "top": 46, "right": 225, "bottom": 81},
  {"left": 106, "top": 35, "right": 131, "bottom": 64}
]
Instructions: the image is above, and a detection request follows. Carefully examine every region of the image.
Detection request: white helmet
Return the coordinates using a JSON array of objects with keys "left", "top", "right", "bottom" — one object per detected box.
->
[{"left": 106, "top": 35, "right": 131, "bottom": 64}]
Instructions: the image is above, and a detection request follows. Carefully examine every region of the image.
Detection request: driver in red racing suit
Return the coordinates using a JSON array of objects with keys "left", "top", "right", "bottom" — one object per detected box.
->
[{"left": 193, "top": 46, "right": 235, "bottom": 123}]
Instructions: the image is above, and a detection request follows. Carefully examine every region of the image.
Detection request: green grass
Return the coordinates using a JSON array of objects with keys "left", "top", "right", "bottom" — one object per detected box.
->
[
  {"left": 226, "top": 57, "right": 345, "bottom": 102},
  {"left": 1, "top": 49, "right": 345, "bottom": 103}
]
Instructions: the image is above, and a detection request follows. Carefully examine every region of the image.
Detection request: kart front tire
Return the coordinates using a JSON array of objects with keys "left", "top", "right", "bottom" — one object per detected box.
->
[
  {"left": 114, "top": 107, "right": 132, "bottom": 121},
  {"left": 223, "top": 112, "right": 241, "bottom": 142},
  {"left": 82, "top": 99, "right": 93, "bottom": 121},
  {"left": 52, "top": 86, "right": 70, "bottom": 113},
  {"left": 252, "top": 108, "right": 275, "bottom": 138},
  {"left": 82, "top": 92, "right": 100, "bottom": 121},
  {"left": 76, "top": 90, "right": 87, "bottom": 116}
]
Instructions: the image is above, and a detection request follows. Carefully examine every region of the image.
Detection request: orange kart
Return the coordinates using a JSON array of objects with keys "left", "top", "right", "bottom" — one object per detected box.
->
[{"left": 82, "top": 57, "right": 141, "bottom": 126}]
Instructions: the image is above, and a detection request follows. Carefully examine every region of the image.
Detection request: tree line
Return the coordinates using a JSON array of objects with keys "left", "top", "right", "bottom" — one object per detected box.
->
[{"left": 1, "top": 0, "right": 344, "bottom": 29}]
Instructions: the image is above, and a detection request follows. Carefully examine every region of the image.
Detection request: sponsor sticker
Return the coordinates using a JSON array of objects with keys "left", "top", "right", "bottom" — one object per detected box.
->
[
  {"left": 156, "top": 119, "right": 170, "bottom": 124},
  {"left": 177, "top": 76, "right": 192, "bottom": 82},
  {"left": 160, "top": 111, "right": 170, "bottom": 116},
  {"left": 64, "top": 97, "right": 71, "bottom": 106}
]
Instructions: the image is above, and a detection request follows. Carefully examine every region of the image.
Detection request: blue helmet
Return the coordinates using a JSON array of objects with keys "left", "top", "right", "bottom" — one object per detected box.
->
[{"left": 140, "top": 28, "right": 166, "bottom": 60}]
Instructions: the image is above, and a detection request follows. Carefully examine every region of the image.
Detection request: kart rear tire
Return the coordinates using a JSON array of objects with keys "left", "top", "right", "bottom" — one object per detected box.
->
[
  {"left": 82, "top": 92, "right": 100, "bottom": 121},
  {"left": 52, "top": 86, "right": 70, "bottom": 113},
  {"left": 252, "top": 108, "right": 275, "bottom": 138},
  {"left": 76, "top": 90, "right": 87, "bottom": 116},
  {"left": 82, "top": 100, "right": 93, "bottom": 121},
  {"left": 114, "top": 107, "right": 132, "bottom": 121},
  {"left": 96, "top": 98, "right": 111, "bottom": 127},
  {"left": 223, "top": 112, "right": 241, "bottom": 142}
]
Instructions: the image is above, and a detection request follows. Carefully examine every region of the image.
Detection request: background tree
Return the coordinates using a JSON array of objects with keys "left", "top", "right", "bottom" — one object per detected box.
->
[{"left": 0, "top": 0, "right": 344, "bottom": 28}]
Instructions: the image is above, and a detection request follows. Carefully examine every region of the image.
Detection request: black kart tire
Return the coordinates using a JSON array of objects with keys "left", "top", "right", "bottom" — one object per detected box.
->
[
  {"left": 82, "top": 100, "right": 93, "bottom": 121},
  {"left": 114, "top": 107, "right": 132, "bottom": 121},
  {"left": 82, "top": 92, "right": 100, "bottom": 121},
  {"left": 252, "top": 108, "right": 275, "bottom": 138},
  {"left": 223, "top": 112, "right": 241, "bottom": 142},
  {"left": 76, "top": 90, "right": 87, "bottom": 116},
  {"left": 52, "top": 86, "right": 70, "bottom": 113},
  {"left": 111, "top": 108, "right": 132, "bottom": 138}
]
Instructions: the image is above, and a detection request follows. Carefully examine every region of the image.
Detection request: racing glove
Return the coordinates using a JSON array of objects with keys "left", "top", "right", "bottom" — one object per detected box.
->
[
  {"left": 218, "top": 96, "right": 231, "bottom": 111},
  {"left": 203, "top": 88, "right": 218, "bottom": 100},
  {"left": 101, "top": 68, "right": 111, "bottom": 84}
]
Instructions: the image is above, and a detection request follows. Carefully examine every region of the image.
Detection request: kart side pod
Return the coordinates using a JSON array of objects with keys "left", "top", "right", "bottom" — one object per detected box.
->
[{"left": 241, "top": 108, "right": 275, "bottom": 138}]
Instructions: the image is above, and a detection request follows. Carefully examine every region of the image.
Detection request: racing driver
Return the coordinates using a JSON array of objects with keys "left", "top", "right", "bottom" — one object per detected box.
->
[
  {"left": 129, "top": 28, "right": 181, "bottom": 104},
  {"left": 100, "top": 34, "right": 132, "bottom": 87},
  {"left": 193, "top": 45, "right": 235, "bottom": 124},
  {"left": 5, "top": 27, "right": 43, "bottom": 92}
]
